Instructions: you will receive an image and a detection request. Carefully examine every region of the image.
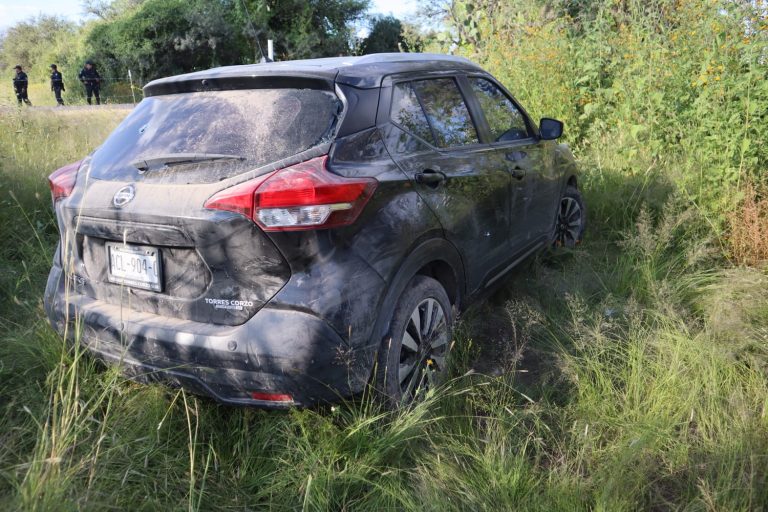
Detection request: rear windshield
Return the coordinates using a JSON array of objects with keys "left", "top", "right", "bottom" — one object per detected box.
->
[{"left": 87, "top": 88, "right": 341, "bottom": 184}]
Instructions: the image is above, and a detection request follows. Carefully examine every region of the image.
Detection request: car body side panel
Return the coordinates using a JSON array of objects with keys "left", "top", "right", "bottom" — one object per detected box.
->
[
  {"left": 474, "top": 140, "right": 540, "bottom": 249},
  {"left": 255, "top": 230, "right": 387, "bottom": 350},
  {"left": 335, "top": 84, "right": 380, "bottom": 137},
  {"left": 458, "top": 73, "right": 563, "bottom": 241},
  {"left": 376, "top": 75, "right": 515, "bottom": 293},
  {"left": 329, "top": 127, "right": 467, "bottom": 348},
  {"left": 522, "top": 139, "right": 560, "bottom": 237},
  {"left": 539, "top": 143, "right": 580, "bottom": 237},
  {"left": 368, "top": 236, "right": 465, "bottom": 345},
  {"left": 384, "top": 136, "right": 513, "bottom": 291},
  {"left": 261, "top": 126, "right": 452, "bottom": 350},
  {"left": 555, "top": 143, "right": 579, "bottom": 192}
]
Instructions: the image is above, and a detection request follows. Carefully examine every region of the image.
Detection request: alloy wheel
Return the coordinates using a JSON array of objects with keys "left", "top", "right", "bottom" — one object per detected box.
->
[
  {"left": 555, "top": 196, "right": 583, "bottom": 246},
  {"left": 397, "top": 297, "right": 449, "bottom": 400}
]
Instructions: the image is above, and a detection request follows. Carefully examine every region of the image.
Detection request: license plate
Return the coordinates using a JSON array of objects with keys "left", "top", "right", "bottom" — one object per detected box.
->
[{"left": 106, "top": 242, "right": 163, "bottom": 292}]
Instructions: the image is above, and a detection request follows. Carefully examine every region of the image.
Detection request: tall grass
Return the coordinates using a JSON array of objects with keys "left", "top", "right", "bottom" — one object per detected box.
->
[{"left": 1, "top": 100, "right": 767, "bottom": 510}]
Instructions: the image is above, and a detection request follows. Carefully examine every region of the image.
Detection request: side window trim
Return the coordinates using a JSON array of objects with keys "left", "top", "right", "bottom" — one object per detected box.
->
[
  {"left": 410, "top": 81, "right": 441, "bottom": 147},
  {"left": 465, "top": 74, "right": 539, "bottom": 144},
  {"left": 389, "top": 74, "right": 487, "bottom": 153},
  {"left": 456, "top": 74, "right": 492, "bottom": 144}
]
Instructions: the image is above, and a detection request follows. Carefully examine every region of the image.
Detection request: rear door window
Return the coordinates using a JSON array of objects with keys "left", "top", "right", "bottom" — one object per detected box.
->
[
  {"left": 411, "top": 78, "right": 478, "bottom": 148},
  {"left": 87, "top": 88, "right": 341, "bottom": 184},
  {"left": 469, "top": 78, "right": 530, "bottom": 142},
  {"left": 391, "top": 82, "right": 435, "bottom": 145}
]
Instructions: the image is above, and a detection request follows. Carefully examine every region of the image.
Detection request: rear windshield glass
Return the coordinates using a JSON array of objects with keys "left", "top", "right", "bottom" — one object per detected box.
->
[{"left": 87, "top": 88, "right": 341, "bottom": 184}]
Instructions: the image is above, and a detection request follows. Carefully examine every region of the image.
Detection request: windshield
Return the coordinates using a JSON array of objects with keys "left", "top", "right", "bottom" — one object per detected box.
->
[{"left": 88, "top": 88, "right": 341, "bottom": 184}]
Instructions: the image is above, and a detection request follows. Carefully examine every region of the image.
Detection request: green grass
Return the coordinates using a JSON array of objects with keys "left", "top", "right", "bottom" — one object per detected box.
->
[{"left": 1, "top": 109, "right": 766, "bottom": 511}]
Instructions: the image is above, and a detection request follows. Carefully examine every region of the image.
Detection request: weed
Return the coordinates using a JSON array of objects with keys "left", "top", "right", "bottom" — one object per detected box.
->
[{"left": 727, "top": 181, "right": 768, "bottom": 267}]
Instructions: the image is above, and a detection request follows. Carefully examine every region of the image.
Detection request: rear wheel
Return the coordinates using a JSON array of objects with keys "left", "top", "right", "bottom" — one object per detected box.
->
[
  {"left": 553, "top": 186, "right": 586, "bottom": 247},
  {"left": 374, "top": 275, "right": 453, "bottom": 406}
]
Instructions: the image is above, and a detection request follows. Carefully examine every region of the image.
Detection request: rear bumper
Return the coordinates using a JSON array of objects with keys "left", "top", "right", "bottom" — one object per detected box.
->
[{"left": 44, "top": 265, "right": 376, "bottom": 408}]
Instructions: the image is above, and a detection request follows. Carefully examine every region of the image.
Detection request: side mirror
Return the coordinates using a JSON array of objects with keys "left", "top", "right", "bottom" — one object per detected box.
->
[{"left": 539, "top": 118, "right": 563, "bottom": 140}]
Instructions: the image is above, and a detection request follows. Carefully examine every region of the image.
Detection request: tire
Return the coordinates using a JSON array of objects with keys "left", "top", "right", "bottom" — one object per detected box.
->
[
  {"left": 553, "top": 185, "right": 586, "bottom": 248},
  {"left": 374, "top": 275, "right": 453, "bottom": 406}
]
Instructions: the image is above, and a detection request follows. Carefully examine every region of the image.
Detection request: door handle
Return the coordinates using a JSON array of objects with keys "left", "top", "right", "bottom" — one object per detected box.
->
[
  {"left": 415, "top": 169, "right": 446, "bottom": 187},
  {"left": 510, "top": 168, "right": 525, "bottom": 180}
]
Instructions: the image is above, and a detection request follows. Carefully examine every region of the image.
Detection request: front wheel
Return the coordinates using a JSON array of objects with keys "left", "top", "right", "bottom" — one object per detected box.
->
[
  {"left": 553, "top": 186, "right": 586, "bottom": 247},
  {"left": 374, "top": 275, "right": 453, "bottom": 406}
]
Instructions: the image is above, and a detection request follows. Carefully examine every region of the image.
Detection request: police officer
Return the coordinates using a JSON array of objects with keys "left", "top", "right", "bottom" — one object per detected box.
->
[
  {"left": 50, "top": 64, "right": 65, "bottom": 106},
  {"left": 12, "top": 65, "right": 32, "bottom": 106},
  {"left": 78, "top": 60, "right": 101, "bottom": 105}
]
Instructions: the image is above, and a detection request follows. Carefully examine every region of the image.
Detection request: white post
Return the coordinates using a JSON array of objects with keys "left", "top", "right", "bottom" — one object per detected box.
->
[
  {"left": 267, "top": 39, "right": 274, "bottom": 61},
  {"left": 128, "top": 69, "right": 137, "bottom": 105}
]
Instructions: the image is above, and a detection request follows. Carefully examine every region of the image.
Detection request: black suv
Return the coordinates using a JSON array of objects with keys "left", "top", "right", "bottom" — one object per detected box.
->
[{"left": 44, "top": 53, "right": 584, "bottom": 407}]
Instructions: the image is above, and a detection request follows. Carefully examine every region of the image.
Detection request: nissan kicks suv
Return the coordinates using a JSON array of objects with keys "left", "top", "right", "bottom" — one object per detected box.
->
[{"left": 44, "top": 53, "right": 585, "bottom": 407}]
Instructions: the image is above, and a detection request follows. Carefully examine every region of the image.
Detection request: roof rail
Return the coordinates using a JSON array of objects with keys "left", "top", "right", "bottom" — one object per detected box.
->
[{"left": 354, "top": 53, "right": 475, "bottom": 66}]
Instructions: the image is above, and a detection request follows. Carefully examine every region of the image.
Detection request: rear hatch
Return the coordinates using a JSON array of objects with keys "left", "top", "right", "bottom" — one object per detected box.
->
[{"left": 58, "top": 85, "right": 342, "bottom": 326}]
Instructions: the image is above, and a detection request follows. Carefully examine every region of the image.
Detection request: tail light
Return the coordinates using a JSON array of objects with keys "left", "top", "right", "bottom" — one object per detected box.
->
[
  {"left": 48, "top": 160, "right": 83, "bottom": 203},
  {"left": 204, "top": 156, "right": 377, "bottom": 231}
]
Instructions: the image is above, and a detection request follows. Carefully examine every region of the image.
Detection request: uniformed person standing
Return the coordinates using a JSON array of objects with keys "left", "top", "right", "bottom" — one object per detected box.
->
[
  {"left": 12, "top": 65, "right": 32, "bottom": 106},
  {"left": 50, "top": 64, "right": 65, "bottom": 106},
  {"left": 78, "top": 60, "right": 101, "bottom": 105}
]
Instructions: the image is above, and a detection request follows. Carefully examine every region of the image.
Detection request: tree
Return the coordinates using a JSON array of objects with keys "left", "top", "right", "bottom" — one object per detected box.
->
[
  {"left": 238, "top": 0, "right": 370, "bottom": 59},
  {"left": 360, "top": 15, "right": 406, "bottom": 54},
  {"left": 86, "top": 0, "right": 371, "bottom": 82},
  {"left": 87, "top": 0, "right": 249, "bottom": 81},
  {"left": 0, "top": 0, "right": 372, "bottom": 90},
  {"left": 0, "top": 16, "right": 77, "bottom": 72},
  {"left": 82, "top": 0, "right": 145, "bottom": 21}
]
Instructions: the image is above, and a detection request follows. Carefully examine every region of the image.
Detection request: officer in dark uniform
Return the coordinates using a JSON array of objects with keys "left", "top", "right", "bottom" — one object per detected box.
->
[
  {"left": 50, "top": 64, "right": 65, "bottom": 106},
  {"left": 12, "top": 65, "right": 32, "bottom": 106},
  {"left": 78, "top": 60, "right": 101, "bottom": 105}
]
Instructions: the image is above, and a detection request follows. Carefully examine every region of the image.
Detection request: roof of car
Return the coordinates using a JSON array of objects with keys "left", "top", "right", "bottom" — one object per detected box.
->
[{"left": 144, "top": 53, "right": 484, "bottom": 93}]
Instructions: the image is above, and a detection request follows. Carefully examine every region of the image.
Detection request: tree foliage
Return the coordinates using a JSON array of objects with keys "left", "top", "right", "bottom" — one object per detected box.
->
[
  {"left": 360, "top": 15, "right": 406, "bottom": 54},
  {"left": 1, "top": 0, "right": 370, "bottom": 88},
  {"left": 87, "top": 0, "right": 248, "bottom": 81},
  {"left": 257, "top": 0, "right": 370, "bottom": 59},
  {"left": 0, "top": 16, "right": 77, "bottom": 73},
  {"left": 82, "top": 0, "right": 145, "bottom": 21},
  {"left": 86, "top": 0, "right": 369, "bottom": 81}
]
